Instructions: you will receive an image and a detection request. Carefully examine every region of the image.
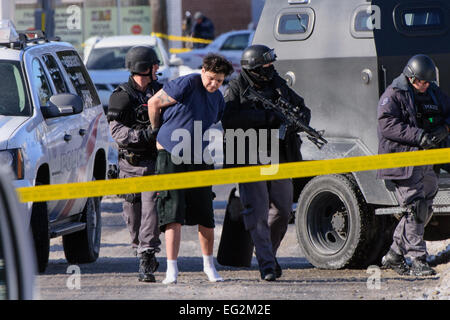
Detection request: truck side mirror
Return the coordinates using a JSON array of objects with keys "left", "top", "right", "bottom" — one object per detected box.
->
[{"left": 41, "top": 93, "right": 83, "bottom": 118}]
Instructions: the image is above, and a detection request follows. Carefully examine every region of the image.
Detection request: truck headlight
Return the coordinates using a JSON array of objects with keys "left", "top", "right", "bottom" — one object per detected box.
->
[{"left": 0, "top": 149, "right": 24, "bottom": 179}]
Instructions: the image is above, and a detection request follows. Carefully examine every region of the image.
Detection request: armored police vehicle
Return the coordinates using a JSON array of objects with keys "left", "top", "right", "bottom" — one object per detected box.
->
[
  {"left": 0, "top": 21, "right": 110, "bottom": 273},
  {"left": 253, "top": 0, "right": 450, "bottom": 269}
]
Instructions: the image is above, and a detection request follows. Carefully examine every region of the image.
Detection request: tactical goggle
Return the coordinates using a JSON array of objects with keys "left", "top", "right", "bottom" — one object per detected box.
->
[{"left": 261, "top": 49, "right": 277, "bottom": 64}]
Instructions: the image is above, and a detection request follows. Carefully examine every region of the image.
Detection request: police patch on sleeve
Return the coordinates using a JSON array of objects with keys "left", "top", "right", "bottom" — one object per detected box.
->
[{"left": 381, "top": 97, "right": 390, "bottom": 106}]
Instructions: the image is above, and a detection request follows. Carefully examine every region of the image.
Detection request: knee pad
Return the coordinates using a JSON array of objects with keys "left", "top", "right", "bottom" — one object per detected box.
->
[{"left": 408, "top": 198, "right": 428, "bottom": 224}]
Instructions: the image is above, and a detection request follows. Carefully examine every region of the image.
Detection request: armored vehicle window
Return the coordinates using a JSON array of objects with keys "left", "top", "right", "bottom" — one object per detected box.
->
[
  {"left": 351, "top": 5, "right": 377, "bottom": 39},
  {"left": 56, "top": 50, "right": 101, "bottom": 108},
  {"left": 355, "top": 11, "right": 372, "bottom": 32},
  {"left": 394, "top": 3, "right": 448, "bottom": 36},
  {"left": 274, "top": 8, "right": 315, "bottom": 41},
  {"left": 0, "top": 61, "right": 30, "bottom": 116},
  {"left": 221, "top": 34, "right": 250, "bottom": 51},
  {"left": 31, "top": 59, "right": 53, "bottom": 107},
  {"left": 42, "top": 54, "right": 69, "bottom": 94},
  {"left": 403, "top": 9, "right": 442, "bottom": 28},
  {"left": 278, "top": 13, "right": 309, "bottom": 34}
]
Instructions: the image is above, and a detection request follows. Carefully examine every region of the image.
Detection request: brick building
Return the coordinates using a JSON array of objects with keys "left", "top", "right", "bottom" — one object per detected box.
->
[{"left": 181, "top": 0, "right": 253, "bottom": 37}]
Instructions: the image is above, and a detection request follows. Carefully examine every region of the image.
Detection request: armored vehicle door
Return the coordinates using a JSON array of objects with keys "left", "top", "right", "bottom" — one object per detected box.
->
[
  {"left": 253, "top": 0, "right": 392, "bottom": 205},
  {"left": 373, "top": 0, "right": 450, "bottom": 94}
]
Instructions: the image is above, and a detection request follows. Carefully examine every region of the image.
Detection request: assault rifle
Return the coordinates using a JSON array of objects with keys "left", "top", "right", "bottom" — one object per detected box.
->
[{"left": 242, "top": 85, "right": 328, "bottom": 149}]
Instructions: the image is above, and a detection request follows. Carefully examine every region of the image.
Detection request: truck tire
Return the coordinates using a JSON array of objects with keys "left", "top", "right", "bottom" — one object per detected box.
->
[
  {"left": 30, "top": 201, "right": 49, "bottom": 273},
  {"left": 63, "top": 197, "right": 101, "bottom": 263},
  {"left": 296, "top": 174, "right": 383, "bottom": 269}
]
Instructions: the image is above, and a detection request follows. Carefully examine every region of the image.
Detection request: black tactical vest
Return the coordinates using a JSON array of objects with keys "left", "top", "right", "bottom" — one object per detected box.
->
[{"left": 414, "top": 90, "right": 444, "bottom": 132}]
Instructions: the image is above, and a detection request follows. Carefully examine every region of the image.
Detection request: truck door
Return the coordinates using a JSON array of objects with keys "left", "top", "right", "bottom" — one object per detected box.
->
[{"left": 28, "top": 56, "right": 81, "bottom": 222}]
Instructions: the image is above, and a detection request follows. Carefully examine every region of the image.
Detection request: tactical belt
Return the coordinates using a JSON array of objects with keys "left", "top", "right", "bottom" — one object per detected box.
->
[{"left": 119, "top": 149, "right": 154, "bottom": 166}]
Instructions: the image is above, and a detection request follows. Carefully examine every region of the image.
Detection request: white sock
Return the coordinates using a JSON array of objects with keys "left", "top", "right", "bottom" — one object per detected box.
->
[
  {"left": 203, "top": 255, "right": 223, "bottom": 282},
  {"left": 162, "top": 259, "right": 178, "bottom": 284}
]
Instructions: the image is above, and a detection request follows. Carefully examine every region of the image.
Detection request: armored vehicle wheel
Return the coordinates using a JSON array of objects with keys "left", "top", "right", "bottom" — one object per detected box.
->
[
  {"left": 30, "top": 201, "right": 49, "bottom": 273},
  {"left": 63, "top": 197, "right": 102, "bottom": 263},
  {"left": 296, "top": 174, "right": 384, "bottom": 269}
]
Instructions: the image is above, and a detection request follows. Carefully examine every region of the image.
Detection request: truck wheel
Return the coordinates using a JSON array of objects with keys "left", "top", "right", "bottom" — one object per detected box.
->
[
  {"left": 63, "top": 197, "right": 102, "bottom": 263},
  {"left": 296, "top": 174, "right": 382, "bottom": 269},
  {"left": 30, "top": 201, "right": 49, "bottom": 273}
]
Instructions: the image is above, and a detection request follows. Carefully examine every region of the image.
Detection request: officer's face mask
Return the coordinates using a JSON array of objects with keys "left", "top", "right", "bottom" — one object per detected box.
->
[{"left": 250, "top": 64, "right": 276, "bottom": 82}]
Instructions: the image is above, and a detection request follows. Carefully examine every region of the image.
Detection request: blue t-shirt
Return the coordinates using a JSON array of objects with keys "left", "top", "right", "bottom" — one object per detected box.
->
[{"left": 157, "top": 73, "right": 225, "bottom": 163}]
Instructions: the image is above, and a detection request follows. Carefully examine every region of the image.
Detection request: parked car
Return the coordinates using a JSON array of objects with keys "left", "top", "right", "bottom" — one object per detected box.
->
[
  {"left": 0, "top": 165, "right": 36, "bottom": 300},
  {"left": 176, "top": 29, "right": 255, "bottom": 74},
  {"left": 0, "top": 20, "right": 110, "bottom": 273},
  {"left": 84, "top": 35, "right": 182, "bottom": 109}
]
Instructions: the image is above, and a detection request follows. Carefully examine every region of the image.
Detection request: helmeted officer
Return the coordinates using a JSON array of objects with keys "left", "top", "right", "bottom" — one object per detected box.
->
[
  {"left": 107, "top": 45, "right": 162, "bottom": 282},
  {"left": 221, "top": 45, "right": 311, "bottom": 281},
  {"left": 378, "top": 54, "right": 450, "bottom": 276}
]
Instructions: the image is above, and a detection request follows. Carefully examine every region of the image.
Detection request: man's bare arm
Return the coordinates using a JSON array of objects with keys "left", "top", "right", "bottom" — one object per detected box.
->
[{"left": 148, "top": 89, "right": 177, "bottom": 129}]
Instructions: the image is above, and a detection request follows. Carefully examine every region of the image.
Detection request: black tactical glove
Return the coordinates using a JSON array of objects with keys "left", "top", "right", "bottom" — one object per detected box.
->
[
  {"left": 430, "top": 125, "right": 449, "bottom": 145},
  {"left": 419, "top": 132, "right": 436, "bottom": 149}
]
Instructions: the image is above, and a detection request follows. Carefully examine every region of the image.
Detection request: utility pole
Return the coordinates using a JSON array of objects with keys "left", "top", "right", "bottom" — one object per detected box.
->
[
  {"left": 34, "top": 0, "right": 54, "bottom": 37},
  {"left": 149, "top": 0, "right": 168, "bottom": 48}
]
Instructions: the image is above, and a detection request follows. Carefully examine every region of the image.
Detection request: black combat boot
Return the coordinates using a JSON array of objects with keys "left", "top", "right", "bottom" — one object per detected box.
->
[
  {"left": 260, "top": 268, "right": 276, "bottom": 281},
  {"left": 138, "top": 249, "right": 159, "bottom": 282},
  {"left": 381, "top": 249, "right": 410, "bottom": 276},
  {"left": 274, "top": 258, "right": 282, "bottom": 279},
  {"left": 410, "top": 257, "right": 436, "bottom": 276}
]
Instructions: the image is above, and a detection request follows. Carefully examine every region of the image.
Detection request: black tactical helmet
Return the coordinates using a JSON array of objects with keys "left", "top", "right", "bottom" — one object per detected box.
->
[
  {"left": 403, "top": 54, "right": 437, "bottom": 82},
  {"left": 241, "top": 44, "right": 277, "bottom": 70},
  {"left": 125, "top": 45, "right": 160, "bottom": 74}
]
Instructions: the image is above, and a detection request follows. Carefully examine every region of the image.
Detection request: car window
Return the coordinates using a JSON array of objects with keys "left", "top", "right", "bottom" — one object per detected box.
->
[
  {"left": 220, "top": 34, "right": 250, "bottom": 51},
  {"left": 31, "top": 58, "right": 53, "bottom": 107},
  {"left": 42, "top": 54, "right": 69, "bottom": 94},
  {"left": 86, "top": 45, "right": 164, "bottom": 70},
  {"left": 57, "top": 50, "right": 101, "bottom": 108},
  {"left": 0, "top": 61, "right": 30, "bottom": 116}
]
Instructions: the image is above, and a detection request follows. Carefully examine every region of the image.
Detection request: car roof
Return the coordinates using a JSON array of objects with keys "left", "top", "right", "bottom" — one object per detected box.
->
[
  {"left": 0, "top": 46, "right": 21, "bottom": 60},
  {"left": 0, "top": 40, "right": 75, "bottom": 61},
  {"left": 93, "top": 35, "right": 158, "bottom": 48}
]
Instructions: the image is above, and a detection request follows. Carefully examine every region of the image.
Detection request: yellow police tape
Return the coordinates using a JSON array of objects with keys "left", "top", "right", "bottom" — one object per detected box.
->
[
  {"left": 16, "top": 148, "right": 450, "bottom": 203},
  {"left": 151, "top": 32, "right": 213, "bottom": 44}
]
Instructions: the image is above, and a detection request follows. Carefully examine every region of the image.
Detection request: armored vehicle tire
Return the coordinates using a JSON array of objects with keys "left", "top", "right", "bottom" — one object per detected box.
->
[
  {"left": 296, "top": 174, "right": 383, "bottom": 269},
  {"left": 63, "top": 197, "right": 102, "bottom": 263},
  {"left": 30, "top": 201, "right": 50, "bottom": 273}
]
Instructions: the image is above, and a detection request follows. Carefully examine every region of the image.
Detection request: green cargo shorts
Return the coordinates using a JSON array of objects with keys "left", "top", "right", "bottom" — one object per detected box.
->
[{"left": 155, "top": 150, "right": 215, "bottom": 232}]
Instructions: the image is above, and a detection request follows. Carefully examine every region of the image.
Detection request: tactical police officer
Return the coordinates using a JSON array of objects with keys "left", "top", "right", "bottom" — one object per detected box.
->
[
  {"left": 378, "top": 54, "right": 450, "bottom": 276},
  {"left": 107, "top": 46, "right": 162, "bottom": 282},
  {"left": 221, "top": 45, "right": 311, "bottom": 281}
]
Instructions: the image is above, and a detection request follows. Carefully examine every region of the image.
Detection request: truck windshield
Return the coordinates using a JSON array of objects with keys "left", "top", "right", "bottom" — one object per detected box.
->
[
  {"left": 0, "top": 60, "right": 30, "bottom": 117},
  {"left": 86, "top": 45, "right": 164, "bottom": 70}
]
